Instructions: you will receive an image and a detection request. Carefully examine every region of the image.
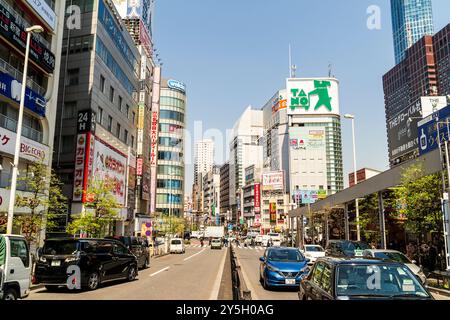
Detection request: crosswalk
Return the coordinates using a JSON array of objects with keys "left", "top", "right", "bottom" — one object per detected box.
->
[{"left": 188, "top": 244, "right": 267, "bottom": 251}]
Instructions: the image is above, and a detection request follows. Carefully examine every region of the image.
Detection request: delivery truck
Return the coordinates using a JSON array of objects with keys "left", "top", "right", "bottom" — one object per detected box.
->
[{"left": 204, "top": 226, "right": 225, "bottom": 239}]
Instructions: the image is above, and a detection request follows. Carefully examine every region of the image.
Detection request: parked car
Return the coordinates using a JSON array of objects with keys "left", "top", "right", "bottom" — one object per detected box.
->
[
  {"left": 325, "top": 240, "right": 370, "bottom": 258},
  {"left": 298, "top": 257, "right": 433, "bottom": 300},
  {"left": 259, "top": 247, "right": 310, "bottom": 289},
  {"left": 211, "top": 238, "right": 223, "bottom": 250},
  {"left": 169, "top": 238, "right": 185, "bottom": 254},
  {"left": 0, "top": 234, "right": 32, "bottom": 300},
  {"left": 105, "top": 236, "right": 150, "bottom": 269},
  {"left": 302, "top": 245, "right": 326, "bottom": 265},
  {"left": 362, "top": 249, "right": 427, "bottom": 284},
  {"left": 34, "top": 238, "right": 138, "bottom": 291}
]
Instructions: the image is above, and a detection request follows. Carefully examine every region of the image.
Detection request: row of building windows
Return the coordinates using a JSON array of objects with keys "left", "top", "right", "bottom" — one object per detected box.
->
[
  {"left": 156, "top": 194, "right": 183, "bottom": 205},
  {"left": 61, "top": 35, "right": 94, "bottom": 55},
  {"left": 157, "top": 165, "right": 184, "bottom": 176},
  {"left": 0, "top": 103, "right": 43, "bottom": 143},
  {"left": 159, "top": 123, "right": 184, "bottom": 133},
  {"left": 159, "top": 136, "right": 183, "bottom": 148},
  {"left": 160, "top": 97, "right": 186, "bottom": 109},
  {"left": 159, "top": 110, "right": 185, "bottom": 123},
  {"left": 158, "top": 151, "right": 183, "bottom": 162},
  {"left": 157, "top": 179, "right": 183, "bottom": 190},
  {"left": 64, "top": 0, "right": 94, "bottom": 14}
]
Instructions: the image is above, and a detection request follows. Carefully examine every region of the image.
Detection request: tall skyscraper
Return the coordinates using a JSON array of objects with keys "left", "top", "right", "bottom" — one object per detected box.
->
[
  {"left": 194, "top": 139, "right": 215, "bottom": 184},
  {"left": 391, "top": 0, "right": 434, "bottom": 64}
]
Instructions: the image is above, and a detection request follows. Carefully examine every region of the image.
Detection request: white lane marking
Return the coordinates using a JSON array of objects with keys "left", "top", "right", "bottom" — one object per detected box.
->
[
  {"left": 209, "top": 247, "right": 228, "bottom": 300},
  {"left": 249, "top": 247, "right": 253, "bottom": 250},
  {"left": 183, "top": 248, "right": 206, "bottom": 261},
  {"left": 150, "top": 267, "right": 170, "bottom": 277}
]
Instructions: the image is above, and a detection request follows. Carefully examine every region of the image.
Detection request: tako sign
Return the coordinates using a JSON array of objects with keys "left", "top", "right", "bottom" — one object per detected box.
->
[
  {"left": 167, "top": 79, "right": 186, "bottom": 93},
  {"left": 286, "top": 78, "right": 340, "bottom": 116}
]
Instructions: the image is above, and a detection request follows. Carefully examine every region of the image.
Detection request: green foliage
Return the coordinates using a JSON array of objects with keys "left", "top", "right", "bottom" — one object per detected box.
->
[
  {"left": 67, "top": 179, "right": 121, "bottom": 238},
  {"left": 395, "top": 162, "right": 443, "bottom": 241},
  {"left": 13, "top": 162, "right": 67, "bottom": 244},
  {"left": 156, "top": 215, "right": 186, "bottom": 236}
]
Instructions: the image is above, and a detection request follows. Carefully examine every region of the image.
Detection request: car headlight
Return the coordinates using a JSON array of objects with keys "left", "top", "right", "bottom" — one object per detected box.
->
[
  {"left": 65, "top": 256, "right": 79, "bottom": 263},
  {"left": 300, "top": 266, "right": 310, "bottom": 274},
  {"left": 266, "top": 264, "right": 280, "bottom": 272}
]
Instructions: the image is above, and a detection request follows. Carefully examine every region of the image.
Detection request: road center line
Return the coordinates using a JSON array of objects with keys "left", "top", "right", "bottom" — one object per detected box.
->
[
  {"left": 183, "top": 248, "right": 206, "bottom": 261},
  {"left": 209, "top": 247, "right": 228, "bottom": 300},
  {"left": 150, "top": 266, "right": 170, "bottom": 277}
]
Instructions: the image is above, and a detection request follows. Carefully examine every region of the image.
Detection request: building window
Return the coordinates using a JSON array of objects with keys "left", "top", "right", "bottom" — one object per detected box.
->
[
  {"left": 63, "top": 102, "right": 77, "bottom": 119},
  {"left": 107, "top": 115, "right": 112, "bottom": 132},
  {"left": 61, "top": 135, "right": 74, "bottom": 153},
  {"left": 126, "top": 104, "right": 130, "bottom": 118},
  {"left": 100, "top": 75, "right": 105, "bottom": 93},
  {"left": 67, "top": 68, "right": 79, "bottom": 86},
  {"left": 97, "top": 107, "right": 103, "bottom": 124},
  {"left": 124, "top": 129, "right": 128, "bottom": 144},
  {"left": 132, "top": 111, "right": 136, "bottom": 124},
  {"left": 131, "top": 135, "right": 135, "bottom": 148},
  {"left": 118, "top": 96, "right": 122, "bottom": 111},
  {"left": 109, "top": 86, "right": 115, "bottom": 103},
  {"left": 116, "top": 123, "right": 121, "bottom": 139}
]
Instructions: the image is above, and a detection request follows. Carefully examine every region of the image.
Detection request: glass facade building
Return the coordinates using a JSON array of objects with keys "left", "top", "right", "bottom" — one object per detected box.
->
[
  {"left": 391, "top": 0, "right": 434, "bottom": 64},
  {"left": 156, "top": 80, "right": 187, "bottom": 217}
]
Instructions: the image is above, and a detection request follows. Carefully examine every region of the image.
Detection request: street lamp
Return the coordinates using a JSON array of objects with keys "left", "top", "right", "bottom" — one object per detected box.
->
[
  {"left": 6, "top": 25, "right": 44, "bottom": 235},
  {"left": 344, "top": 114, "right": 361, "bottom": 241}
]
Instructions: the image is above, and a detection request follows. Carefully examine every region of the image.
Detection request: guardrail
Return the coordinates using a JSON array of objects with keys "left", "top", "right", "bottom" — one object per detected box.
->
[{"left": 230, "top": 245, "right": 252, "bottom": 300}]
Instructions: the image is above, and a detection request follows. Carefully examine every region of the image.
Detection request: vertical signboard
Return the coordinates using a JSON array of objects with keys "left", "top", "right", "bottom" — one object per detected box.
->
[
  {"left": 269, "top": 203, "right": 277, "bottom": 225},
  {"left": 254, "top": 183, "right": 261, "bottom": 213},
  {"left": 418, "top": 104, "right": 450, "bottom": 156},
  {"left": 150, "top": 67, "right": 161, "bottom": 214}
]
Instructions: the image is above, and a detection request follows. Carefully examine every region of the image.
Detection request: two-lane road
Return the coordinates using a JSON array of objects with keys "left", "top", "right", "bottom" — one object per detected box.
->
[{"left": 27, "top": 244, "right": 228, "bottom": 300}]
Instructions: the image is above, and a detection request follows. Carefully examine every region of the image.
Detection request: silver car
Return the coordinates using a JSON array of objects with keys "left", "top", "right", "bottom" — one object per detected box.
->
[{"left": 362, "top": 249, "right": 427, "bottom": 284}]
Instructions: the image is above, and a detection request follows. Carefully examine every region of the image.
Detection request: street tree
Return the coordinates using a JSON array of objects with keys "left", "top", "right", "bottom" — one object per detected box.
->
[
  {"left": 13, "top": 162, "right": 67, "bottom": 244},
  {"left": 67, "top": 179, "right": 121, "bottom": 237}
]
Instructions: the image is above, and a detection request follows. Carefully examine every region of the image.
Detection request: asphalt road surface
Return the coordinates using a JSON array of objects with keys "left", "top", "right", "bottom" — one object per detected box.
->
[
  {"left": 232, "top": 244, "right": 299, "bottom": 300},
  {"left": 27, "top": 244, "right": 228, "bottom": 300}
]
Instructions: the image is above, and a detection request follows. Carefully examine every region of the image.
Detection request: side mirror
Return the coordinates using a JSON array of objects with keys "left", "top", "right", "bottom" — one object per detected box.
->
[{"left": 259, "top": 257, "right": 265, "bottom": 262}]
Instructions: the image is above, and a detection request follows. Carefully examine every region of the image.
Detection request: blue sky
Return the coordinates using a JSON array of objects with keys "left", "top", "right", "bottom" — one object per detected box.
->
[{"left": 153, "top": 0, "right": 450, "bottom": 195}]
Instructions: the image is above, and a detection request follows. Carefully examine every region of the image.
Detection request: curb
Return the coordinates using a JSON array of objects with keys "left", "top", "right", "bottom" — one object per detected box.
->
[
  {"left": 428, "top": 286, "right": 450, "bottom": 297},
  {"left": 30, "top": 253, "right": 171, "bottom": 292}
]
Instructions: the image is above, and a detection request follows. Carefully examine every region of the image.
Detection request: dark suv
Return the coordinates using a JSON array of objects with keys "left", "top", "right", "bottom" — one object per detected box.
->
[
  {"left": 34, "top": 238, "right": 138, "bottom": 291},
  {"left": 106, "top": 236, "right": 150, "bottom": 269},
  {"left": 325, "top": 240, "right": 370, "bottom": 258}
]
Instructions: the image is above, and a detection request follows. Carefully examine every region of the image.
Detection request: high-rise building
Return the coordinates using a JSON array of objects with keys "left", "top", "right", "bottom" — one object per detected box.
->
[
  {"left": 202, "top": 166, "right": 221, "bottom": 224},
  {"left": 229, "top": 107, "right": 264, "bottom": 223},
  {"left": 0, "top": 0, "right": 65, "bottom": 235},
  {"left": 220, "top": 162, "right": 230, "bottom": 219},
  {"left": 384, "top": 24, "right": 450, "bottom": 167},
  {"left": 286, "top": 78, "right": 344, "bottom": 201},
  {"left": 194, "top": 139, "right": 214, "bottom": 185},
  {"left": 54, "top": 0, "right": 140, "bottom": 235},
  {"left": 156, "top": 79, "right": 187, "bottom": 217},
  {"left": 391, "top": 0, "right": 434, "bottom": 64}
]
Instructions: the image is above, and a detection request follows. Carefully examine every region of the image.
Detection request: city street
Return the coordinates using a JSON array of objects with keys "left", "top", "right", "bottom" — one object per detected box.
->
[{"left": 27, "top": 244, "right": 228, "bottom": 300}]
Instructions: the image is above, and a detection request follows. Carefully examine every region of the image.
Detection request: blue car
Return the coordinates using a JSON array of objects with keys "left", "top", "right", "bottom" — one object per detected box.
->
[{"left": 259, "top": 247, "right": 310, "bottom": 289}]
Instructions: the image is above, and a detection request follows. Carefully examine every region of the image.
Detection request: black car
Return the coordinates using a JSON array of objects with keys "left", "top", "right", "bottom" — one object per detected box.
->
[
  {"left": 298, "top": 257, "right": 433, "bottom": 300},
  {"left": 34, "top": 238, "right": 138, "bottom": 291},
  {"left": 325, "top": 240, "right": 370, "bottom": 257},
  {"left": 106, "top": 236, "right": 150, "bottom": 269}
]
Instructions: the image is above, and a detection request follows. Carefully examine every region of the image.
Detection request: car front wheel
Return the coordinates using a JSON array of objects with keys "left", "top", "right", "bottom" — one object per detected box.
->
[
  {"left": 2, "top": 288, "right": 18, "bottom": 300},
  {"left": 127, "top": 266, "right": 137, "bottom": 281}
]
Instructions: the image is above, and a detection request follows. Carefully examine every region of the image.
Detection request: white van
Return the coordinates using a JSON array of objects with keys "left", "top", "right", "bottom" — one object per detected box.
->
[
  {"left": 169, "top": 238, "right": 185, "bottom": 254},
  {"left": 0, "top": 234, "right": 32, "bottom": 300},
  {"left": 268, "top": 233, "right": 282, "bottom": 247}
]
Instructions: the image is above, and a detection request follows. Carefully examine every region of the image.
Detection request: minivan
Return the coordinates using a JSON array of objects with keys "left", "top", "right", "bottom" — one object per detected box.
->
[
  {"left": 169, "top": 238, "right": 185, "bottom": 254},
  {"left": 105, "top": 236, "right": 150, "bottom": 269},
  {"left": 34, "top": 238, "right": 138, "bottom": 291}
]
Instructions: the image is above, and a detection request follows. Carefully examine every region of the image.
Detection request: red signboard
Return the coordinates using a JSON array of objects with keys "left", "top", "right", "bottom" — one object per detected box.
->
[
  {"left": 136, "top": 158, "right": 143, "bottom": 176},
  {"left": 254, "top": 183, "right": 261, "bottom": 213}
]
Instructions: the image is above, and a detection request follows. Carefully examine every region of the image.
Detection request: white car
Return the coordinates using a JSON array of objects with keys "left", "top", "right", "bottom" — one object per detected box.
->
[
  {"left": 302, "top": 245, "right": 326, "bottom": 265},
  {"left": 255, "top": 235, "right": 263, "bottom": 245},
  {"left": 211, "top": 238, "right": 223, "bottom": 249},
  {"left": 362, "top": 249, "right": 427, "bottom": 284},
  {"left": 169, "top": 238, "right": 185, "bottom": 254}
]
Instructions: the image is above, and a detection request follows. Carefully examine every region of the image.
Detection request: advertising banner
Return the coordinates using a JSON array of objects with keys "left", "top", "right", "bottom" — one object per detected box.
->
[
  {"left": 254, "top": 183, "right": 261, "bottom": 213},
  {"left": 92, "top": 139, "right": 127, "bottom": 205},
  {"left": 24, "top": 0, "right": 56, "bottom": 30},
  {"left": 149, "top": 66, "right": 161, "bottom": 213},
  {"left": 269, "top": 203, "right": 277, "bottom": 225},
  {"left": 0, "top": 2, "right": 55, "bottom": 72},
  {"left": 262, "top": 171, "right": 284, "bottom": 191},
  {"left": 0, "top": 71, "right": 46, "bottom": 117},
  {"left": 293, "top": 190, "right": 319, "bottom": 204},
  {"left": 254, "top": 214, "right": 261, "bottom": 227},
  {"left": 289, "top": 127, "right": 325, "bottom": 151},
  {"left": 418, "top": 104, "right": 450, "bottom": 156},
  {"left": 287, "top": 78, "right": 340, "bottom": 116},
  {"left": 72, "top": 134, "right": 87, "bottom": 202}
]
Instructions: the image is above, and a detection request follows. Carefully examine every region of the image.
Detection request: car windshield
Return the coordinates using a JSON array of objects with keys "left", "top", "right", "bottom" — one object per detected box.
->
[
  {"left": 43, "top": 240, "right": 79, "bottom": 255},
  {"left": 374, "top": 252, "right": 410, "bottom": 264},
  {"left": 340, "top": 241, "right": 370, "bottom": 255},
  {"left": 336, "top": 264, "right": 430, "bottom": 298},
  {"left": 171, "top": 240, "right": 182, "bottom": 245},
  {"left": 306, "top": 246, "right": 324, "bottom": 252},
  {"left": 268, "top": 249, "right": 305, "bottom": 262}
]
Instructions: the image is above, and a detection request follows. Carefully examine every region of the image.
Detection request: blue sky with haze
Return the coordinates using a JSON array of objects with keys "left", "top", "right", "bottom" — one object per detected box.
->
[{"left": 153, "top": 0, "right": 450, "bottom": 195}]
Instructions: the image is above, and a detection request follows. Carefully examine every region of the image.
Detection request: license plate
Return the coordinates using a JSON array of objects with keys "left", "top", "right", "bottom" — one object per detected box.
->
[
  {"left": 285, "top": 279, "right": 296, "bottom": 285},
  {"left": 51, "top": 260, "right": 61, "bottom": 267}
]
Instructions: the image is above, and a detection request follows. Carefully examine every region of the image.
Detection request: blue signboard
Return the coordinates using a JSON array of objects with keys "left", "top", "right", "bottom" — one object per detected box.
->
[
  {"left": 293, "top": 190, "right": 318, "bottom": 205},
  {"left": 418, "top": 104, "right": 450, "bottom": 156},
  {"left": 0, "top": 71, "right": 46, "bottom": 117}
]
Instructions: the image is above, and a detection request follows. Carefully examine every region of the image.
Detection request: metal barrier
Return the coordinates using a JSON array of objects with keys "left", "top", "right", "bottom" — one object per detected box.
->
[{"left": 230, "top": 245, "right": 252, "bottom": 300}]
